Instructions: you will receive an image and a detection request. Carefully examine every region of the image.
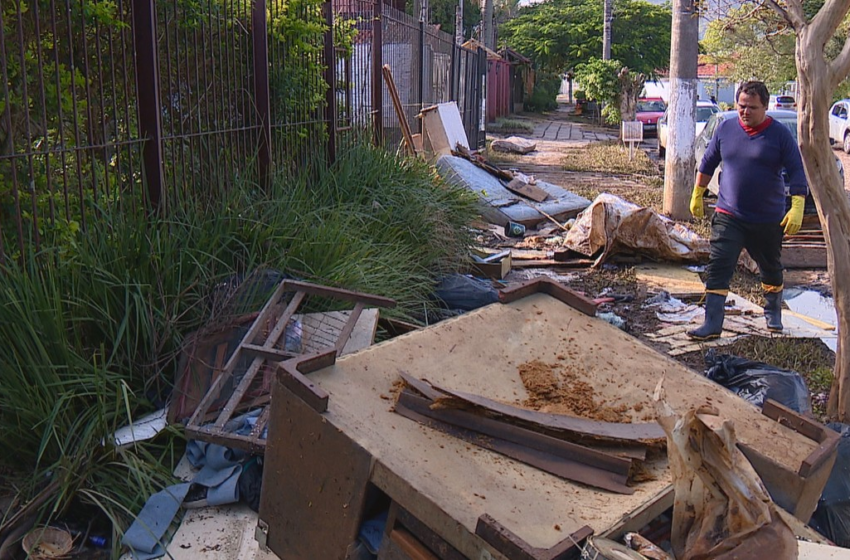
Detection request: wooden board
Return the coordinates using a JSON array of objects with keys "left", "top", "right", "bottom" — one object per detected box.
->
[
  {"left": 505, "top": 178, "right": 549, "bottom": 203},
  {"left": 279, "top": 293, "right": 818, "bottom": 555}
]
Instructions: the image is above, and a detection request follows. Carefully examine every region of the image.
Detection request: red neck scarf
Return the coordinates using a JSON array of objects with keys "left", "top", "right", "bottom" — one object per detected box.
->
[{"left": 739, "top": 116, "right": 773, "bottom": 136}]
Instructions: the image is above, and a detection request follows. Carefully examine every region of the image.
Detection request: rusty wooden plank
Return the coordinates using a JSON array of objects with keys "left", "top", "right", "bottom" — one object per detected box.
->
[
  {"left": 241, "top": 344, "right": 295, "bottom": 362},
  {"left": 283, "top": 280, "right": 397, "bottom": 308},
  {"left": 395, "top": 392, "right": 634, "bottom": 494},
  {"left": 333, "top": 302, "right": 365, "bottom": 354},
  {"left": 428, "top": 383, "right": 665, "bottom": 443},
  {"left": 186, "top": 279, "right": 289, "bottom": 427},
  {"left": 390, "top": 506, "right": 467, "bottom": 560},
  {"left": 397, "top": 384, "right": 633, "bottom": 476},
  {"left": 762, "top": 399, "right": 840, "bottom": 477},
  {"left": 498, "top": 278, "right": 597, "bottom": 317},
  {"left": 398, "top": 371, "right": 446, "bottom": 401}
]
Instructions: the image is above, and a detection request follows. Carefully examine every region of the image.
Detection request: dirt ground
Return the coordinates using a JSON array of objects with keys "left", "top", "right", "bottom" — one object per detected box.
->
[{"left": 484, "top": 103, "right": 838, "bottom": 421}]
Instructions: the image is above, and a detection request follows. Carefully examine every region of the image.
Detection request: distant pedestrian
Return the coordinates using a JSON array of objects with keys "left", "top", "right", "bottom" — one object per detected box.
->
[
  {"left": 710, "top": 95, "right": 717, "bottom": 104},
  {"left": 687, "top": 80, "right": 807, "bottom": 340}
]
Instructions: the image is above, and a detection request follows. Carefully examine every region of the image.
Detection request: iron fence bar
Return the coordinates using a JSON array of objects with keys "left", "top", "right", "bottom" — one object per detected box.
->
[
  {"left": 252, "top": 0, "right": 272, "bottom": 187},
  {"left": 31, "top": 0, "right": 56, "bottom": 227},
  {"left": 372, "top": 0, "right": 383, "bottom": 145},
  {"left": 14, "top": 0, "right": 41, "bottom": 249},
  {"left": 418, "top": 19, "right": 425, "bottom": 132},
  {"left": 323, "top": 0, "right": 337, "bottom": 164},
  {"left": 48, "top": 0, "right": 72, "bottom": 220},
  {"left": 0, "top": 7, "right": 26, "bottom": 259},
  {"left": 132, "top": 0, "right": 165, "bottom": 211}
]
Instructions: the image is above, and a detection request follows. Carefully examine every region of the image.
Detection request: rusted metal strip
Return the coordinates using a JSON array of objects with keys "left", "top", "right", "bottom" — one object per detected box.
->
[
  {"left": 475, "top": 514, "right": 593, "bottom": 560},
  {"left": 429, "top": 382, "right": 665, "bottom": 443},
  {"left": 398, "top": 389, "right": 633, "bottom": 477},
  {"left": 241, "top": 344, "right": 296, "bottom": 362},
  {"left": 395, "top": 392, "right": 634, "bottom": 494}
]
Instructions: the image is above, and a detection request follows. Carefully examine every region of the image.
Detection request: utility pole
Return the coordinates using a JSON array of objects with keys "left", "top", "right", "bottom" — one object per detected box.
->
[
  {"left": 602, "top": 0, "right": 613, "bottom": 60},
  {"left": 456, "top": 0, "right": 463, "bottom": 45},
  {"left": 483, "top": 0, "right": 494, "bottom": 50},
  {"left": 662, "top": 0, "right": 699, "bottom": 219}
]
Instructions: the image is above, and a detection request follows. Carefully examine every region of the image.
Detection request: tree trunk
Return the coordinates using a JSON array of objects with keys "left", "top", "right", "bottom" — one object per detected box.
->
[
  {"left": 795, "top": 26, "right": 850, "bottom": 420},
  {"left": 662, "top": 0, "right": 699, "bottom": 220}
]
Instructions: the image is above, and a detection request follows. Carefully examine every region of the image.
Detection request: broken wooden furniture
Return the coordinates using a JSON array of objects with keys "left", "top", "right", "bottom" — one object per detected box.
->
[
  {"left": 257, "top": 278, "right": 836, "bottom": 560},
  {"left": 175, "top": 279, "right": 395, "bottom": 453}
]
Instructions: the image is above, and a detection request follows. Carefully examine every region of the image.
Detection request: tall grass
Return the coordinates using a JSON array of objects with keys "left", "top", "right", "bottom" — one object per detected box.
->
[{"left": 0, "top": 141, "right": 477, "bottom": 549}]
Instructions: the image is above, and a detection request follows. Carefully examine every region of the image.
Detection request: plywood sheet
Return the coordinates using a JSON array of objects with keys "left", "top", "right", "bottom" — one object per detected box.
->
[{"left": 300, "top": 293, "right": 817, "bottom": 552}]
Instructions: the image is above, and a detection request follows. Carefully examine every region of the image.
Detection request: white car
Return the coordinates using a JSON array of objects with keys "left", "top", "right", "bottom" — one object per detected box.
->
[
  {"left": 657, "top": 100, "right": 720, "bottom": 157},
  {"left": 829, "top": 99, "right": 850, "bottom": 153},
  {"left": 768, "top": 94, "right": 796, "bottom": 110}
]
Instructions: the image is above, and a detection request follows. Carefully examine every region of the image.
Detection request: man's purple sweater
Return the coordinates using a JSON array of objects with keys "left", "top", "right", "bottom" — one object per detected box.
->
[{"left": 698, "top": 117, "right": 808, "bottom": 223}]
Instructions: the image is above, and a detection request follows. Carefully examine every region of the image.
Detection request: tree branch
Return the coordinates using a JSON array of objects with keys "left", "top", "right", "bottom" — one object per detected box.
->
[
  {"left": 810, "top": 0, "right": 850, "bottom": 47},
  {"left": 763, "top": 0, "right": 805, "bottom": 30},
  {"left": 830, "top": 35, "right": 850, "bottom": 86}
]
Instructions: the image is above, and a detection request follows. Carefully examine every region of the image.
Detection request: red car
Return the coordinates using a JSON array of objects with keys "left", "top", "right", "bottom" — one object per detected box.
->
[{"left": 636, "top": 98, "right": 667, "bottom": 137}]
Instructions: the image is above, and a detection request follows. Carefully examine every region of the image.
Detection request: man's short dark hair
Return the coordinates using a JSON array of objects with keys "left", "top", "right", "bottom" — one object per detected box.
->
[{"left": 736, "top": 81, "right": 770, "bottom": 107}]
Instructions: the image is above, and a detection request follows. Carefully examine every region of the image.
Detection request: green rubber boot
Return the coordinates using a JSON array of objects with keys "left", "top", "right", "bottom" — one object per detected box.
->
[
  {"left": 687, "top": 293, "right": 726, "bottom": 341},
  {"left": 764, "top": 291, "right": 783, "bottom": 332}
]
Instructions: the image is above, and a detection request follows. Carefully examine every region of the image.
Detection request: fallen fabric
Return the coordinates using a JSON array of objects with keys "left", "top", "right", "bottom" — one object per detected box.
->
[{"left": 122, "top": 420, "right": 255, "bottom": 559}]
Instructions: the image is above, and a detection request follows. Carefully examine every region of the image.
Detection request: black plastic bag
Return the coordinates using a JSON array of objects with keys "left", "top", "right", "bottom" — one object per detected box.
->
[
  {"left": 810, "top": 423, "right": 850, "bottom": 547},
  {"left": 433, "top": 274, "right": 499, "bottom": 311},
  {"left": 703, "top": 350, "right": 812, "bottom": 415}
]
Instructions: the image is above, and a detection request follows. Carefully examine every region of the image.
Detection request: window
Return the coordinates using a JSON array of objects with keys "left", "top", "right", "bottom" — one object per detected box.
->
[
  {"left": 697, "top": 107, "right": 719, "bottom": 121},
  {"left": 832, "top": 105, "right": 844, "bottom": 117}
]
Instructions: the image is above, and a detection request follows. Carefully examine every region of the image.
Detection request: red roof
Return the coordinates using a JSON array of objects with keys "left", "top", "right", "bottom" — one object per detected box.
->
[{"left": 697, "top": 56, "right": 734, "bottom": 79}]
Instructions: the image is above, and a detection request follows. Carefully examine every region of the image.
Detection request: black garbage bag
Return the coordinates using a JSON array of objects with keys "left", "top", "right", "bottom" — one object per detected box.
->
[
  {"left": 810, "top": 423, "right": 850, "bottom": 547},
  {"left": 433, "top": 274, "right": 499, "bottom": 311},
  {"left": 704, "top": 350, "right": 812, "bottom": 415}
]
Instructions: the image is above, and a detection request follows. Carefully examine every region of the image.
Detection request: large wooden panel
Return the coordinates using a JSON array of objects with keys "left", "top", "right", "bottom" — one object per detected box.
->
[
  {"left": 259, "top": 383, "right": 374, "bottom": 560},
  {"left": 266, "top": 292, "right": 820, "bottom": 555}
]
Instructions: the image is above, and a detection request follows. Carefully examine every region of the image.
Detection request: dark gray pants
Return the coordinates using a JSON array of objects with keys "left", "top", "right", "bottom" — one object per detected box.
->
[{"left": 705, "top": 212, "right": 784, "bottom": 290}]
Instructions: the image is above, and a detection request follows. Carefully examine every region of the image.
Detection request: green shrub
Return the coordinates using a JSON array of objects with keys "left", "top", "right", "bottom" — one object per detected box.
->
[
  {"left": 525, "top": 72, "right": 561, "bottom": 112},
  {"left": 0, "top": 140, "right": 477, "bottom": 545}
]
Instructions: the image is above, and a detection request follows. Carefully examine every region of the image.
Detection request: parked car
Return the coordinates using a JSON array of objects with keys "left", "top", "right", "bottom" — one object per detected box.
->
[
  {"left": 636, "top": 98, "right": 667, "bottom": 137},
  {"left": 694, "top": 110, "right": 843, "bottom": 213},
  {"left": 829, "top": 99, "right": 850, "bottom": 153},
  {"left": 768, "top": 94, "right": 797, "bottom": 110},
  {"left": 657, "top": 100, "right": 720, "bottom": 157}
]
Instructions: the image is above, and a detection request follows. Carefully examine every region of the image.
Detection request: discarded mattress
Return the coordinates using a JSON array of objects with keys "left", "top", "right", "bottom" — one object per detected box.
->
[
  {"left": 563, "top": 193, "right": 709, "bottom": 264},
  {"left": 436, "top": 155, "right": 590, "bottom": 227}
]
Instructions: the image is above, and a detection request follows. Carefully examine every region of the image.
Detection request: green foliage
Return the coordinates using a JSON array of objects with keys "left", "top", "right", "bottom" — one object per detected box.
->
[
  {"left": 525, "top": 72, "right": 561, "bottom": 112},
  {"left": 574, "top": 58, "right": 622, "bottom": 123},
  {"left": 499, "top": 0, "right": 671, "bottom": 75},
  {"left": 419, "top": 0, "right": 481, "bottom": 40},
  {"left": 701, "top": 7, "right": 795, "bottom": 92},
  {"left": 0, "top": 140, "right": 477, "bottom": 539}
]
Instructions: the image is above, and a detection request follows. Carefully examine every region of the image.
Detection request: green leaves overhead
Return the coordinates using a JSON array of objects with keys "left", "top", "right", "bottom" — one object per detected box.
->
[{"left": 499, "top": 0, "right": 671, "bottom": 75}]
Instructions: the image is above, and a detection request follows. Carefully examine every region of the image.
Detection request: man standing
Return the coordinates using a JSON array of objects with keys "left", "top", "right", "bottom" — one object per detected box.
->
[{"left": 687, "top": 81, "right": 807, "bottom": 340}]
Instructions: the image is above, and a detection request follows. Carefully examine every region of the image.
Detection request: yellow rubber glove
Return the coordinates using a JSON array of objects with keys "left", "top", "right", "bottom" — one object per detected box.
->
[
  {"left": 690, "top": 185, "right": 707, "bottom": 219},
  {"left": 780, "top": 195, "right": 805, "bottom": 235}
]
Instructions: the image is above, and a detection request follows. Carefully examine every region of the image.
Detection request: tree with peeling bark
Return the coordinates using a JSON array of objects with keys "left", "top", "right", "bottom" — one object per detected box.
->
[{"left": 759, "top": 0, "right": 850, "bottom": 419}]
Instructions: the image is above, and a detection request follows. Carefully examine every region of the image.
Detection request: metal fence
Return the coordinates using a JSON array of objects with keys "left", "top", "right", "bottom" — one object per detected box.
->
[{"left": 0, "top": 0, "right": 485, "bottom": 263}]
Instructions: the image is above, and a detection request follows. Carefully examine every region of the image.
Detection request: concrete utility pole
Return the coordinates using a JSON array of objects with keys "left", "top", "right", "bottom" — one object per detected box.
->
[
  {"left": 602, "top": 0, "right": 613, "bottom": 60},
  {"left": 456, "top": 0, "right": 463, "bottom": 45},
  {"left": 483, "top": 0, "right": 494, "bottom": 50},
  {"left": 662, "top": 0, "right": 699, "bottom": 219}
]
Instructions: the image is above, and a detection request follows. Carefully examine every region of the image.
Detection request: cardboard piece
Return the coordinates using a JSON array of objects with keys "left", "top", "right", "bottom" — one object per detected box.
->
[{"left": 505, "top": 178, "right": 549, "bottom": 202}]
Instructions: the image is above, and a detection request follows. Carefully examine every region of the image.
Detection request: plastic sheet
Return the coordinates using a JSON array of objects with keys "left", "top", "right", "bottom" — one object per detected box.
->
[
  {"left": 810, "top": 423, "right": 850, "bottom": 547},
  {"left": 704, "top": 350, "right": 812, "bottom": 415}
]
